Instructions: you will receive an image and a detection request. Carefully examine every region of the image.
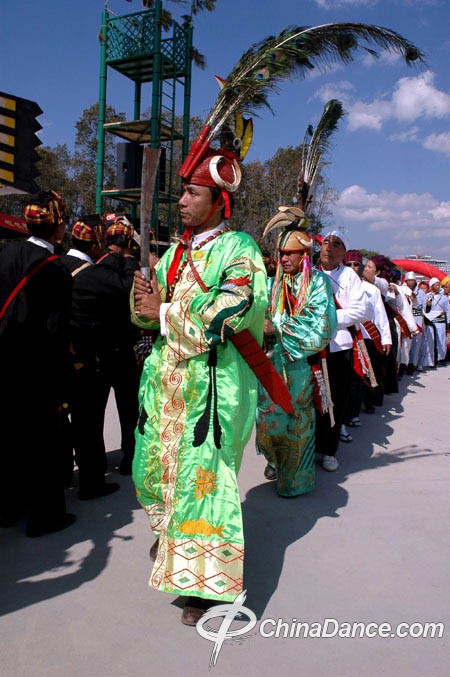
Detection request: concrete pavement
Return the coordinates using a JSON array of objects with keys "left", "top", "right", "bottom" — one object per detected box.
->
[{"left": 1, "top": 365, "right": 449, "bottom": 676}]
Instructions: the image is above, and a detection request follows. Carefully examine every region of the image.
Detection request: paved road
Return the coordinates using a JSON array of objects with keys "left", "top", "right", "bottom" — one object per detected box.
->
[{"left": 1, "top": 365, "right": 449, "bottom": 677}]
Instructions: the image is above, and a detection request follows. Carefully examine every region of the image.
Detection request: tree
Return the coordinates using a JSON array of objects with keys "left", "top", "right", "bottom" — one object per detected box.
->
[
  {"left": 72, "top": 103, "right": 126, "bottom": 215},
  {"left": 233, "top": 160, "right": 269, "bottom": 241},
  {"left": 307, "top": 182, "right": 339, "bottom": 237},
  {"left": 232, "top": 144, "right": 339, "bottom": 248},
  {"left": 232, "top": 149, "right": 302, "bottom": 248},
  {"left": 0, "top": 116, "right": 339, "bottom": 248},
  {"left": 360, "top": 248, "right": 379, "bottom": 261},
  {"left": 135, "top": 0, "right": 217, "bottom": 68},
  {"left": 0, "top": 144, "right": 77, "bottom": 222}
]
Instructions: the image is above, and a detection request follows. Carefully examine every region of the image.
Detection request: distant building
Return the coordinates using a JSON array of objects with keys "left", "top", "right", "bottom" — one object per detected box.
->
[{"left": 404, "top": 254, "right": 450, "bottom": 274}]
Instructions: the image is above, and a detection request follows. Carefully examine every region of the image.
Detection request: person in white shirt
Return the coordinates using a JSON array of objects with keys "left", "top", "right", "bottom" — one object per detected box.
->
[
  {"left": 359, "top": 255, "right": 392, "bottom": 414},
  {"left": 315, "top": 232, "right": 368, "bottom": 471},
  {"left": 441, "top": 276, "right": 450, "bottom": 361},
  {"left": 425, "top": 277, "right": 448, "bottom": 363},
  {"left": 386, "top": 271, "right": 419, "bottom": 376},
  {"left": 403, "top": 271, "right": 427, "bottom": 373}
]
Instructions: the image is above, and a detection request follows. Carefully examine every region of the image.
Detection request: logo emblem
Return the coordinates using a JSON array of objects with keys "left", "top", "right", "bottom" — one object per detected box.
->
[{"left": 196, "top": 590, "right": 257, "bottom": 668}]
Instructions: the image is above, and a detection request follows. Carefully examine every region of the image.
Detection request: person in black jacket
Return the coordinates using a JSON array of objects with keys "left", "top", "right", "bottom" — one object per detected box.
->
[
  {"left": 63, "top": 215, "right": 105, "bottom": 274},
  {"left": 67, "top": 217, "right": 139, "bottom": 498},
  {"left": 0, "top": 190, "right": 76, "bottom": 537},
  {"left": 60, "top": 215, "right": 106, "bottom": 487},
  {"left": 101, "top": 219, "right": 140, "bottom": 475}
]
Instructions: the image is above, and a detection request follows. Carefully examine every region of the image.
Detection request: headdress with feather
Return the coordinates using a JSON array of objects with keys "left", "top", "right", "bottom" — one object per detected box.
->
[
  {"left": 179, "top": 22, "right": 424, "bottom": 188},
  {"left": 297, "top": 98, "right": 345, "bottom": 214},
  {"left": 262, "top": 98, "right": 345, "bottom": 245},
  {"left": 262, "top": 98, "right": 345, "bottom": 316}
]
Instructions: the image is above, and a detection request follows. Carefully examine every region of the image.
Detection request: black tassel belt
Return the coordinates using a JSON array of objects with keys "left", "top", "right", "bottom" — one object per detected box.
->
[{"left": 193, "top": 347, "right": 222, "bottom": 450}]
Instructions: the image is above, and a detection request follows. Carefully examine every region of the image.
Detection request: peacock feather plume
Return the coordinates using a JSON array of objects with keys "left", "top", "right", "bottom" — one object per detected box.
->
[
  {"left": 297, "top": 98, "right": 345, "bottom": 214},
  {"left": 180, "top": 22, "right": 424, "bottom": 179}
]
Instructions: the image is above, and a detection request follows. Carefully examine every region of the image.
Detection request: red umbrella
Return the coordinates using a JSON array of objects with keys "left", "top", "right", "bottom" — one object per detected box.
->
[{"left": 392, "top": 258, "right": 446, "bottom": 281}]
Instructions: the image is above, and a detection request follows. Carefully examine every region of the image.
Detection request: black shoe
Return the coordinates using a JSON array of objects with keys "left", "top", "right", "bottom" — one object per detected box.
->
[
  {"left": 26, "top": 513, "right": 76, "bottom": 538},
  {"left": 78, "top": 482, "right": 120, "bottom": 500},
  {"left": 364, "top": 405, "right": 376, "bottom": 414},
  {"left": 118, "top": 456, "right": 133, "bottom": 476}
]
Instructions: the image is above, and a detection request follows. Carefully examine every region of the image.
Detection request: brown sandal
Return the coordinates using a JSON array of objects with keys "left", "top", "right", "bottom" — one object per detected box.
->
[{"left": 181, "top": 596, "right": 211, "bottom": 626}]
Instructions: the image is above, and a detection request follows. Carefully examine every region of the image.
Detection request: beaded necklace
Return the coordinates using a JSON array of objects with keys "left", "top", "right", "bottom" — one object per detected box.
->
[
  {"left": 271, "top": 253, "right": 311, "bottom": 316},
  {"left": 279, "top": 275, "right": 296, "bottom": 316},
  {"left": 166, "top": 227, "right": 232, "bottom": 301}
]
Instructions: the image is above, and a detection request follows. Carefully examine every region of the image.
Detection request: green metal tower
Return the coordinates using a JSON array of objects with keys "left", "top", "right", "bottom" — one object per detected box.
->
[{"left": 95, "top": 1, "right": 193, "bottom": 245}]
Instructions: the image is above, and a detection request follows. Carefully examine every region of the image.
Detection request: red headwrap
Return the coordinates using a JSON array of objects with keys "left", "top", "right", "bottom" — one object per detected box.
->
[
  {"left": 179, "top": 125, "right": 242, "bottom": 220},
  {"left": 72, "top": 214, "right": 106, "bottom": 248},
  {"left": 344, "top": 249, "right": 363, "bottom": 264},
  {"left": 106, "top": 221, "right": 134, "bottom": 239},
  {"left": 24, "top": 190, "right": 66, "bottom": 228}
]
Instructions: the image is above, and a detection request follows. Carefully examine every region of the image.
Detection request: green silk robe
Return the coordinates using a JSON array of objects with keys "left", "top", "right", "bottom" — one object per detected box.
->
[
  {"left": 256, "top": 269, "right": 337, "bottom": 496},
  {"left": 131, "top": 229, "right": 267, "bottom": 602}
]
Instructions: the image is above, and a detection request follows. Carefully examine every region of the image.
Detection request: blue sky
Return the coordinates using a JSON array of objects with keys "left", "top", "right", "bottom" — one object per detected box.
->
[{"left": 2, "top": 0, "right": 450, "bottom": 260}]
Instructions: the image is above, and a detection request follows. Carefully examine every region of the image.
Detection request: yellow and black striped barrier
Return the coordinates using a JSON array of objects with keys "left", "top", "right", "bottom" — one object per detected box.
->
[{"left": 0, "top": 91, "right": 42, "bottom": 194}]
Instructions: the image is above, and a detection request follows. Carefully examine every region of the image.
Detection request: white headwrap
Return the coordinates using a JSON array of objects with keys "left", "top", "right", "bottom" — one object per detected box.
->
[
  {"left": 429, "top": 277, "right": 440, "bottom": 287},
  {"left": 322, "top": 229, "right": 349, "bottom": 250},
  {"left": 404, "top": 271, "right": 416, "bottom": 281}
]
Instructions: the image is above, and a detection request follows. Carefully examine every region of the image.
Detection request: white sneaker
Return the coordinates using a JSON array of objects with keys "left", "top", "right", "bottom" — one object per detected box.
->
[{"left": 322, "top": 455, "right": 339, "bottom": 472}]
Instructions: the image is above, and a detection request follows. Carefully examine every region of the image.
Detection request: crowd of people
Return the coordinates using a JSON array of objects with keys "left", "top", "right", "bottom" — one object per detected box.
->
[
  {"left": 259, "top": 233, "right": 450, "bottom": 490},
  {"left": 0, "top": 191, "right": 141, "bottom": 535},
  {"left": 1, "top": 181, "right": 449, "bottom": 625},
  {"left": 1, "top": 178, "right": 449, "bottom": 617}
]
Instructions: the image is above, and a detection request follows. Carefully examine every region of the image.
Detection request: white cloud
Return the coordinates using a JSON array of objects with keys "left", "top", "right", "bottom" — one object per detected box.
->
[
  {"left": 429, "top": 202, "right": 450, "bottom": 220},
  {"left": 361, "top": 49, "right": 403, "bottom": 68},
  {"left": 347, "top": 100, "right": 391, "bottom": 131},
  {"left": 401, "top": 0, "right": 441, "bottom": 6},
  {"left": 319, "top": 71, "right": 450, "bottom": 133},
  {"left": 338, "top": 185, "right": 450, "bottom": 228},
  {"left": 335, "top": 185, "right": 450, "bottom": 254},
  {"left": 391, "top": 71, "right": 450, "bottom": 121},
  {"left": 314, "top": 0, "right": 376, "bottom": 8},
  {"left": 422, "top": 131, "right": 450, "bottom": 156},
  {"left": 389, "top": 126, "right": 420, "bottom": 143},
  {"left": 313, "top": 81, "right": 355, "bottom": 105},
  {"left": 388, "top": 126, "right": 450, "bottom": 157}
]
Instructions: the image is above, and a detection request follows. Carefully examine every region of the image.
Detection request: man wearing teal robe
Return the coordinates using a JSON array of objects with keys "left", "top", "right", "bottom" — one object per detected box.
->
[{"left": 256, "top": 219, "right": 336, "bottom": 497}]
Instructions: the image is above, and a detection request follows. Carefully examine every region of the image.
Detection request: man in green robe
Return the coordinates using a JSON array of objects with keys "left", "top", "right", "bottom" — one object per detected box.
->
[
  {"left": 131, "top": 148, "right": 267, "bottom": 624},
  {"left": 256, "top": 208, "right": 337, "bottom": 497}
]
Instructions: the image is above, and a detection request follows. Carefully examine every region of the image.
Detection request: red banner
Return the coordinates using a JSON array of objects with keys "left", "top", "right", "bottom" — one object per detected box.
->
[{"left": 0, "top": 211, "right": 29, "bottom": 237}]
